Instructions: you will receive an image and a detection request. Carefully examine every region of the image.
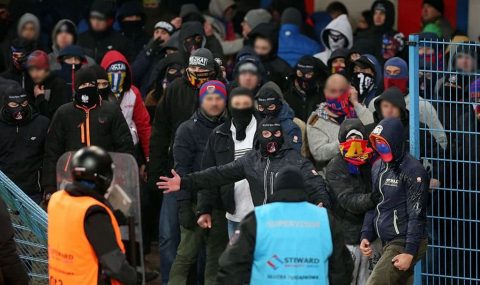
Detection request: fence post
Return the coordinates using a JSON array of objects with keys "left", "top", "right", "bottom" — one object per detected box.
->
[{"left": 408, "top": 34, "right": 422, "bottom": 285}]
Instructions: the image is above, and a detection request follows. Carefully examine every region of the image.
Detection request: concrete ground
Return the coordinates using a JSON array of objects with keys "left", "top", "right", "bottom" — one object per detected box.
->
[{"left": 145, "top": 242, "right": 162, "bottom": 285}]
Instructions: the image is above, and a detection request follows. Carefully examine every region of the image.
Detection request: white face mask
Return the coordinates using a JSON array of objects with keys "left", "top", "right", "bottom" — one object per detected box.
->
[{"left": 328, "top": 30, "right": 347, "bottom": 51}]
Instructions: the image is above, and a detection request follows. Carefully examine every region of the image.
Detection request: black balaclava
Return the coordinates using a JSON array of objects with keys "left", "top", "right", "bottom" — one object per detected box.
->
[
  {"left": 295, "top": 55, "right": 322, "bottom": 93},
  {"left": 89, "top": 64, "right": 111, "bottom": 100},
  {"left": 1, "top": 85, "right": 31, "bottom": 123},
  {"left": 256, "top": 87, "right": 282, "bottom": 118},
  {"left": 257, "top": 117, "right": 284, "bottom": 157},
  {"left": 229, "top": 87, "right": 254, "bottom": 141},
  {"left": 73, "top": 68, "right": 99, "bottom": 108}
]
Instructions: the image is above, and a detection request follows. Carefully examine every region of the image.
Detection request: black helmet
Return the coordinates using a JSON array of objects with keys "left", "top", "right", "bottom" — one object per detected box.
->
[{"left": 70, "top": 146, "right": 114, "bottom": 194}]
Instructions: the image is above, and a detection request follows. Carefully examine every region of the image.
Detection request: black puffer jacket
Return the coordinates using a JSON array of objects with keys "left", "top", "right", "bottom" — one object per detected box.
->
[
  {"left": 325, "top": 119, "right": 375, "bottom": 245},
  {"left": 181, "top": 143, "right": 331, "bottom": 208},
  {"left": 0, "top": 109, "right": 49, "bottom": 196},
  {"left": 77, "top": 28, "right": 131, "bottom": 63},
  {"left": 42, "top": 101, "right": 134, "bottom": 193},
  {"left": 29, "top": 74, "right": 69, "bottom": 119},
  {"left": 361, "top": 118, "right": 429, "bottom": 255}
]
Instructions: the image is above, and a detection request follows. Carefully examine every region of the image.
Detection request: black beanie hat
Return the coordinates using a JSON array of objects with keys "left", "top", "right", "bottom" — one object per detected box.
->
[
  {"left": 89, "top": 64, "right": 108, "bottom": 81},
  {"left": 281, "top": 7, "right": 302, "bottom": 27},
  {"left": 74, "top": 68, "right": 97, "bottom": 90},
  {"left": 274, "top": 165, "right": 305, "bottom": 191},
  {"left": 423, "top": 0, "right": 444, "bottom": 15},
  {"left": 189, "top": 48, "right": 214, "bottom": 70},
  {"left": 230, "top": 87, "right": 253, "bottom": 100},
  {"left": 90, "top": 0, "right": 115, "bottom": 19}
]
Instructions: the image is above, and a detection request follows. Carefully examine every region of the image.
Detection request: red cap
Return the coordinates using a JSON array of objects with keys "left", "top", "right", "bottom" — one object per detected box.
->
[{"left": 26, "top": 50, "right": 50, "bottom": 70}]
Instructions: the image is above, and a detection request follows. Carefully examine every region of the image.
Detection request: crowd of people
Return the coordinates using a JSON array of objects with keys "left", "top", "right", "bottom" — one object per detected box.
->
[{"left": 0, "top": 0, "right": 479, "bottom": 284}]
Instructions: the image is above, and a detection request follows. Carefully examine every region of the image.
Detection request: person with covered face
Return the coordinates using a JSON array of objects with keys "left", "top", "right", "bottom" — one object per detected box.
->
[
  {"left": 256, "top": 81, "right": 302, "bottom": 151},
  {"left": 0, "top": 38, "right": 34, "bottom": 89},
  {"left": 48, "top": 19, "right": 96, "bottom": 71},
  {"left": 248, "top": 23, "right": 293, "bottom": 91},
  {"left": 53, "top": 45, "right": 88, "bottom": 100},
  {"left": 307, "top": 74, "right": 357, "bottom": 173},
  {"left": 41, "top": 68, "right": 134, "bottom": 201},
  {"left": 169, "top": 80, "right": 228, "bottom": 285},
  {"left": 215, "top": 166, "right": 353, "bottom": 285},
  {"left": 314, "top": 11, "right": 353, "bottom": 65},
  {"left": 25, "top": 50, "right": 69, "bottom": 119},
  {"left": 117, "top": 1, "right": 150, "bottom": 59},
  {"left": 100, "top": 50, "right": 151, "bottom": 163},
  {"left": 147, "top": 48, "right": 218, "bottom": 281},
  {"left": 284, "top": 55, "right": 328, "bottom": 122},
  {"left": 157, "top": 117, "right": 331, "bottom": 210},
  {"left": 0, "top": 84, "right": 49, "bottom": 203},
  {"left": 326, "top": 118, "right": 380, "bottom": 285},
  {"left": 360, "top": 118, "right": 428, "bottom": 284},
  {"left": 355, "top": 0, "right": 405, "bottom": 63}
]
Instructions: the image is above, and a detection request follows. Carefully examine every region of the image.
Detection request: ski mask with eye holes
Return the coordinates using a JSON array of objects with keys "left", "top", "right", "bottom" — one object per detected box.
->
[
  {"left": 328, "top": 30, "right": 347, "bottom": 51},
  {"left": 2, "top": 85, "right": 31, "bottom": 123},
  {"left": 257, "top": 117, "right": 284, "bottom": 156},
  {"left": 256, "top": 87, "right": 283, "bottom": 118}
]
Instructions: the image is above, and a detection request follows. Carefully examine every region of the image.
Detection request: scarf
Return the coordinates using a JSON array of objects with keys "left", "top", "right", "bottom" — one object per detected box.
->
[
  {"left": 339, "top": 139, "right": 373, "bottom": 174},
  {"left": 325, "top": 90, "right": 356, "bottom": 124}
]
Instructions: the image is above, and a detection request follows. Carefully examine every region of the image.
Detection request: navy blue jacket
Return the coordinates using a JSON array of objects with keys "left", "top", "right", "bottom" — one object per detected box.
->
[
  {"left": 277, "top": 24, "right": 321, "bottom": 67},
  {"left": 173, "top": 110, "right": 225, "bottom": 202},
  {"left": 361, "top": 118, "right": 428, "bottom": 255}
]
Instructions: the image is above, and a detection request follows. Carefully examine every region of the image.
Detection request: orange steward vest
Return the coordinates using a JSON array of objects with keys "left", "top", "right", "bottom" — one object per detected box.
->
[{"left": 48, "top": 190, "right": 125, "bottom": 285}]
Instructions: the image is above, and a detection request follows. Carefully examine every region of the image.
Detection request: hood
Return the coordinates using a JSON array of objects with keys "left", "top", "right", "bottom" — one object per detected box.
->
[
  {"left": 338, "top": 118, "right": 367, "bottom": 143},
  {"left": 100, "top": 50, "right": 132, "bottom": 90},
  {"left": 161, "top": 30, "right": 180, "bottom": 53},
  {"left": 321, "top": 14, "right": 353, "bottom": 50},
  {"left": 370, "top": 117, "right": 405, "bottom": 161},
  {"left": 116, "top": 1, "right": 146, "bottom": 21},
  {"left": 209, "top": 0, "right": 235, "bottom": 19},
  {"left": 447, "top": 42, "right": 478, "bottom": 71},
  {"left": 371, "top": 0, "right": 395, "bottom": 31},
  {"left": 179, "top": 21, "right": 206, "bottom": 52},
  {"left": 233, "top": 54, "right": 267, "bottom": 84},
  {"left": 57, "top": 45, "right": 87, "bottom": 62},
  {"left": 249, "top": 22, "right": 278, "bottom": 55},
  {"left": 353, "top": 54, "right": 383, "bottom": 89},
  {"left": 155, "top": 53, "right": 185, "bottom": 82},
  {"left": 17, "top": 13, "right": 40, "bottom": 40},
  {"left": 373, "top": 87, "right": 408, "bottom": 122},
  {"left": 257, "top": 81, "right": 284, "bottom": 100},
  {"left": 269, "top": 166, "right": 308, "bottom": 203},
  {"left": 327, "top": 48, "right": 349, "bottom": 68},
  {"left": 51, "top": 19, "right": 78, "bottom": 53}
]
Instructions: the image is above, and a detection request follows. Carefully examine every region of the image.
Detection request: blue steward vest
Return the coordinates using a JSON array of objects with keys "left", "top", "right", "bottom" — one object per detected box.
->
[{"left": 251, "top": 202, "right": 333, "bottom": 285}]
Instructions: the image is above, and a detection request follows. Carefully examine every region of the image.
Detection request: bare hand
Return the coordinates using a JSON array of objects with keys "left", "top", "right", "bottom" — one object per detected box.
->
[
  {"left": 170, "top": 17, "right": 182, "bottom": 29},
  {"left": 360, "top": 239, "right": 372, "bottom": 257},
  {"left": 34, "top": 84, "right": 44, "bottom": 97},
  {"left": 156, "top": 169, "right": 181, "bottom": 193},
  {"left": 317, "top": 202, "right": 323, "bottom": 207},
  {"left": 392, "top": 253, "right": 414, "bottom": 271},
  {"left": 349, "top": 86, "right": 359, "bottom": 105},
  {"left": 197, "top": 214, "right": 212, "bottom": 229}
]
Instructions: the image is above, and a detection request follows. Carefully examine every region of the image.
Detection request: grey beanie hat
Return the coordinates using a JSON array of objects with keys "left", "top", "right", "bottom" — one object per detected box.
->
[
  {"left": 281, "top": 7, "right": 302, "bottom": 27},
  {"left": 189, "top": 48, "right": 214, "bottom": 70},
  {"left": 244, "top": 8, "right": 272, "bottom": 30}
]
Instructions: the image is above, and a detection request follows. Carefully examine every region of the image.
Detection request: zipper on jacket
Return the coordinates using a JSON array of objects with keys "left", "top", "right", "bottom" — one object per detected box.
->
[
  {"left": 393, "top": 209, "right": 400, "bottom": 235},
  {"left": 375, "top": 163, "right": 389, "bottom": 240},
  {"left": 263, "top": 158, "right": 270, "bottom": 205},
  {"left": 270, "top": 172, "right": 274, "bottom": 195},
  {"left": 16, "top": 125, "right": 19, "bottom": 134}
]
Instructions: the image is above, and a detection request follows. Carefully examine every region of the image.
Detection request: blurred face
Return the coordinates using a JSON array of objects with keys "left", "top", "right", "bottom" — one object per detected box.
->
[
  {"left": 357, "top": 15, "right": 369, "bottom": 30},
  {"left": 64, "top": 56, "right": 81, "bottom": 65},
  {"left": 241, "top": 21, "right": 251, "bottom": 38},
  {"left": 353, "top": 65, "right": 375, "bottom": 76},
  {"left": 422, "top": 4, "right": 441, "bottom": 22},
  {"left": 380, "top": 101, "right": 401, "bottom": 119},
  {"left": 373, "top": 10, "right": 386, "bottom": 26},
  {"left": 455, "top": 54, "right": 475, "bottom": 72},
  {"left": 332, "top": 58, "right": 346, "bottom": 70},
  {"left": 350, "top": 52, "right": 361, "bottom": 62},
  {"left": 224, "top": 6, "right": 235, "bottom": 21},
  {"left": 79, "top": 82, "right": 95, "bottom": 89},
  {"left": 238, "top": 72, "right": 259, "bottom": 90},
  {"left": 324, "top": 75, "right": 349, "bottom": 99},
  {"left": 28, "top": 67, "right": 49, "bottom": 83},
  {"left": 346, "top": 134, "right": 362, "bottom": 141},
  {"left": 154, "top": 28, "right": 170, "bottom": 43},
  {"left": 90, "top": 17, "right": 108, "bottom": 32},
  {"left": 385, "top": 65, "right": 401, "bottom": 76},
  {"left": 97, "top": 79, "right": 109, "bottom": 89},
  {"left": 201, "top": 94, "right": 226, "bottom": 117},
  {"left": 230, "top": 95, "right": 253, "bottom": 109},
  {"left": 56, "top": 32, "right": 74, "bottom": 50},
  {"left": 254, "top": 38, "right": 272, "bottom": 56},
  {"left": 123, "top": 15, "right": 142, "bottom": 22},
  {"left": 21, "top": 22, "right": 36, "bottom": 40}
]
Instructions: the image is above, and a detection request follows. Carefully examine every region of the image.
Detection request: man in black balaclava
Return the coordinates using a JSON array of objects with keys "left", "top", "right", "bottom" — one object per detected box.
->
[
  {"left": 0, "top": 84, "right": 49, "bottom": 203},
  {"left": 42, "top": 68, "right": 134, "bottom": 201},
  {"left": 284, "top": 55, "right": 328, "bottom": 122},
  {"left": 158, "top": 117, "right": 331, "bottom": 210},
  {"left": 117, "top": 1, "right": 150, "bottom": 59},
  {"left": 178, "top": 21, "right": 207, "bottom": 62}
]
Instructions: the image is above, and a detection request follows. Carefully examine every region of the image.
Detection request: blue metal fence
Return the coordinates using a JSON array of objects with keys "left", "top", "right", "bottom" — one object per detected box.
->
[
  {"left": 409, "top": 34, "right": 479, "bottom": 285},
  {"left": 0, "top": 171, "right": 48, "bottom": 284}
]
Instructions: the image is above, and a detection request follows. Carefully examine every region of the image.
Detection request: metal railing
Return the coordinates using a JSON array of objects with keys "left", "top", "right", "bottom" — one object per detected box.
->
[
  {"left": 409, "top": 34, "right": 479, "bottom": 285},
  {"left": 0, "top": 171, "right": 48, "bottom": 284}
]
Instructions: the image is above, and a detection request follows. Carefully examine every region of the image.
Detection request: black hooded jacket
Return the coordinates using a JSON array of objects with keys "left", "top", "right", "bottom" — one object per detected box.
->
[
  {"left": 29, "top": 73, "right": 70, "bottom": 119},
  {"left": 325, "top": 119, "right": 375, "bottom": 245},
  {"left": 116, "top": 1, "right": 150, "bottom": 59},
  {"left": 178, "top": 21, "right": 223, "bottom": 63},
  {"left": 248, "top": 23, "right": 293, "bottom": 91}
]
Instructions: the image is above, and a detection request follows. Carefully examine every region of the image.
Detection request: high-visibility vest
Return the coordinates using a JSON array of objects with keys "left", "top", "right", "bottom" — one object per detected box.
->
[{"left": 48, "top": 190, "right": 125, "bottom": 285}]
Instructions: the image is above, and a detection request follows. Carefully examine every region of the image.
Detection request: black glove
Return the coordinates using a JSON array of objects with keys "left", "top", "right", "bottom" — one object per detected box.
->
[
  {"left": 145, "top": 38, "right": 163, "bottom": 57},
  {"left": 178, "top": 201, "right": 196, "bottom": 230},
  {"left": 370, "top": 190, "right": 382, "bottom": 205}
]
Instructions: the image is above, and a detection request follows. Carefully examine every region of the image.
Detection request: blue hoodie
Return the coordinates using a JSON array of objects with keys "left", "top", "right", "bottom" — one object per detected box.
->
[{"left": 278, "top": 24, "right": 321, "bottom": 67}]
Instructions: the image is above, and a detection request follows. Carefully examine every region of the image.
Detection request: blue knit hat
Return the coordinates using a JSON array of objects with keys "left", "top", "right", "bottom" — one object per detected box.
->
[{"left": 199, "top": 80, "right": 227, "bottom": 103}]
